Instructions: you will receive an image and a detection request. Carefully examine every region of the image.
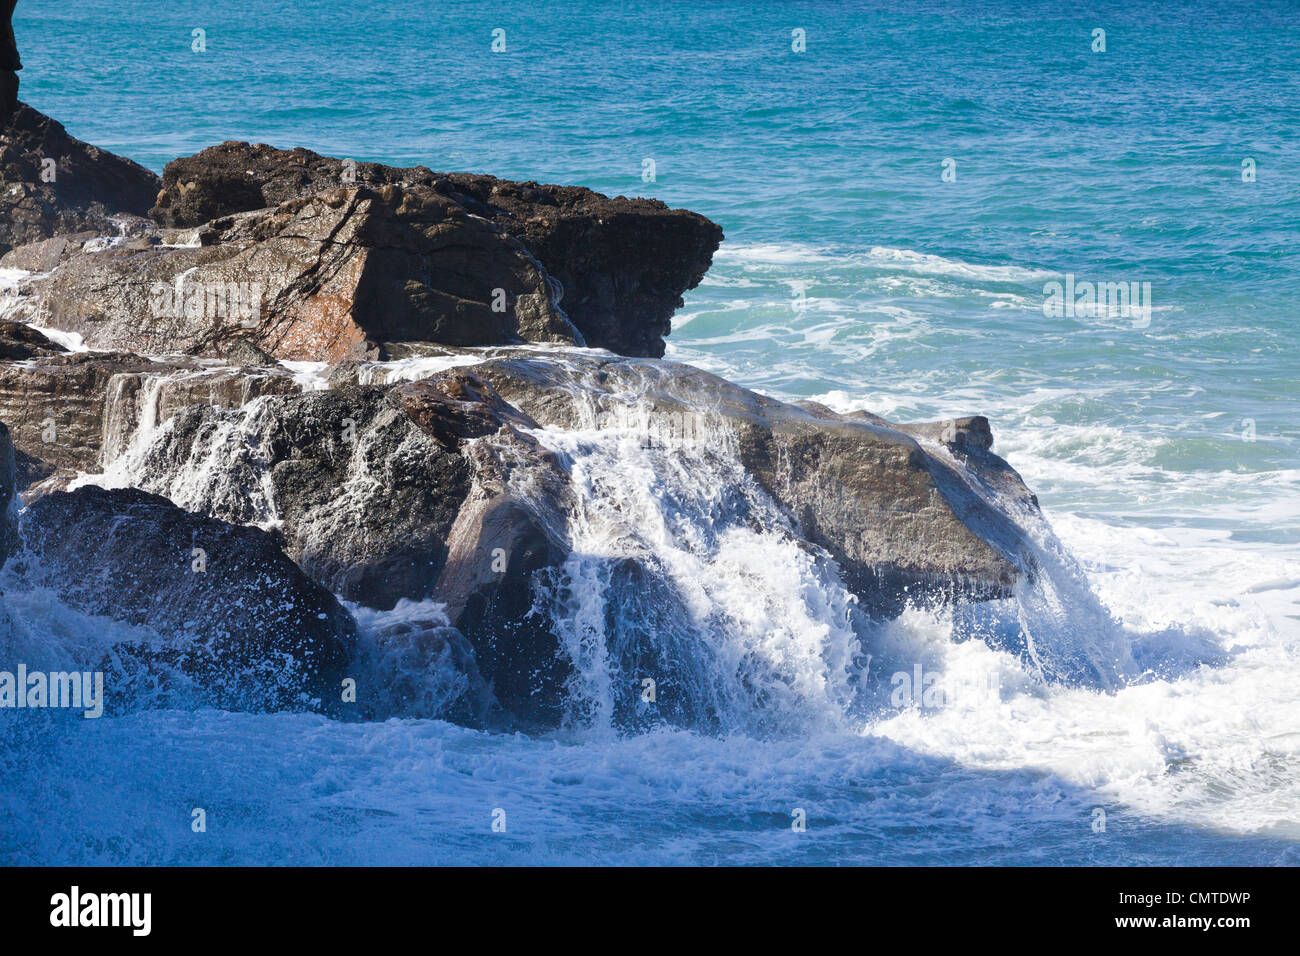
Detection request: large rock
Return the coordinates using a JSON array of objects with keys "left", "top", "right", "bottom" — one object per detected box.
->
[
  {"left": 13, "top": 485, "right": 357, "bottom": 712},
  {"left": 402, "top": 373, "right": 573, "bottom": 725},
  {"left": 9, "top": 184, "right": 579, "bottom": 360},
  {"left": 122, "top": 384, "right": 475, "bottom": 607},
  {"left": 466, "top": 351, "right": 1040, "bottom": 616},
  {"left": 99, "top": 349, "right": 1045, "bottom": 726},
  {"left": 0, "top": 104, "right": 160, "bottom": 256},
  {"left": 0, "top": 317, "right": 66, "bottom": 360},
  {"left": 147, "top": 141, "right": 723, "bottom": 356},
  {"left": 108, "top": 367, "right": 575, "bottom": 726}
]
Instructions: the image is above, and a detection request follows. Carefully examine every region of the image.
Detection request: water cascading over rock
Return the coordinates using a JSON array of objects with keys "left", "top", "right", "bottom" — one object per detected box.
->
[{"left": 0, "top": 101, "right": 1120, "bottom": 732}]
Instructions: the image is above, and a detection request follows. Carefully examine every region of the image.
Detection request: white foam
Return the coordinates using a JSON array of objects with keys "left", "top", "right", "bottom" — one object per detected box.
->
[{"left": 714, "top": 242, "right": 1056, "bottom": 283}]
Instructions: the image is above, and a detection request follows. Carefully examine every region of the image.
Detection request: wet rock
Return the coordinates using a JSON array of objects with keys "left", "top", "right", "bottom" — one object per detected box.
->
[
  {"left": 0, "top": 231, "right": 97, "bottom": 272},
  {"left": 0, "top": 319, "right": 66, "bottom": 360},
  {"left": 0, "top": 350, "right": 157, "bottom": 488},
  {"left": 469, "top": 351, "right": 1041, "bottom": 616},
  {"left": 351, "top": 620, "right": 497, "bottom": 724},
  {"left": 14, "top": 485, "right": 356, "bottom": 712},
  {"left": 113, "top": 369, "right": 575, "bottom": 726},
  {"left": 105, "top": 350, "right": 1048, "bottom": 725},
  {"left": 121, "top": 384, "right": 477, "bottom": 608},
  {"left": 0, "top": 350, "right": 298, "bottom": 492},
  {"left": 97, "top": 360, "right": 301, "bottom": 467},
  {"left": 408, "top": 378, "right": 572, "bottom": 727}
]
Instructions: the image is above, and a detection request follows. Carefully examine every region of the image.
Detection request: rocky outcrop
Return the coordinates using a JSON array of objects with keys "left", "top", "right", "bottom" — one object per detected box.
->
[
  {"left": 0, "top": 108, "right": 1065, "bottom": 729},
  {"left": 0, "top": 105, "right": 160, "bottom": 256},
  {"left": 99, "top": 347, "right": 1043, "bottom": 726},
  {"left": 9, "top": 184, "right": 580, "bottom": 360},
  {"left": 110, "top": 366, "right": 574, "bottom": 725},
  {"left": 467, "top": 351, "right": 1039, "bottom": 615},
  {"left": 4, "top": 132, "right": 719, "bottom": 361},
  {"left": 0, "top": 347, "right": 297, "bottom": 491},
  {"left": 13, "top": 485, "right": 356, "bottom": 712},
  {"left": 147, "top": 141, "right": 723, "bottom": 356}
]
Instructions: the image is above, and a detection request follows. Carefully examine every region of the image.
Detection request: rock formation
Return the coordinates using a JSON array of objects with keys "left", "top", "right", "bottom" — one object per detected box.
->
[
  {"left": 0, "top": 103, "right": 1060, "bottom": 729},
  {"left": 7, "top": 184, "right": 579, "bottom": 360},
  {"left": 0, "top": 106, "right": 159, "bottom": 256},
  {"left": 467, "top": 352, "right": 1039, "bottom": 614},
  {"left": 0, "top": 340, "right": 296, "bottom": 492},
  {"left": 11, "top": 485, "right": 356, "bottom": 712},
  {"left": 148, "top": 141, "right": 724, "bottom": 356},
  {"left": 95, "top": 350, "right": 1043, "bottom": 726}
]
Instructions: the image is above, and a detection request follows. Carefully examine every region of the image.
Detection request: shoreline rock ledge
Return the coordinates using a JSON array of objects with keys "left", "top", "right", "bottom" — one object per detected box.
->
[{"left": 0, "top": 104, "right": 1061, "bottom": 729}]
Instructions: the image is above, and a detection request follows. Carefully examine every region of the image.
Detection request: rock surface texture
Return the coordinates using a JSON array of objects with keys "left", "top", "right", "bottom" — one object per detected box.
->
[
  {"left": 0, "top": 105, "right": 160, "bottom": 256},
  {"left": 12, "top": 485, "right": 356, "bottom": 712},
  {"left": 147, "top": 141, "right": 724, "bottom": 356}
]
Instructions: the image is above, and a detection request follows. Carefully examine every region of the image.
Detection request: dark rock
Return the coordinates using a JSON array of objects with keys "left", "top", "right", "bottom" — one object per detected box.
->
[
  {"left": 114, "top": 368, "right": 576, "bottom": 727},
  {"left": 441, "top": 173, "right": 723, "bottom": 357},
  {"left": 1, "top": 0, "right": 18, "bottom": 128},
  {"left": 222, "top": 337, "right": 277, "bottom": 367},
  {"left": 112, "top": 355, "right": 1049, "bottom": 732},
  {"left": 122, "top": 384, "right": 477, "bottom": 608},
  {"left": 147, "top": 141, "right": 393, "bottom": 226},
  {"left": 97, "top": 360, "right": 302, "bottom": 467},
  {"left": 12, "top": 185, "right": 579, "bottom": 360},
  {"left": 352, "top": 620, "right": 497, "bottom": 724},
  {"left": 14, "top": 486, "right": 357, "bottom": 712},
  {"left": 0, "top": 319, "right": 66, "bottom": 360},
  {"left": 405, "top": 375, "right": 573, "bottom": 727},
  {"left": 0, "top": 104, "right": 160, "bottom": 256},
  {"left": 147, "top": 141, "right": 722, "bottom": 356},
  {"left": 102, "top": 349, "right": 1048, "bottom": 726}
]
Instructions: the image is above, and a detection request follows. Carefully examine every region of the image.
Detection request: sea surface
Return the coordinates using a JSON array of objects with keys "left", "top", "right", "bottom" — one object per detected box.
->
[{"left": 2, "top": 0, "right": 1298, "bottom": 865}]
